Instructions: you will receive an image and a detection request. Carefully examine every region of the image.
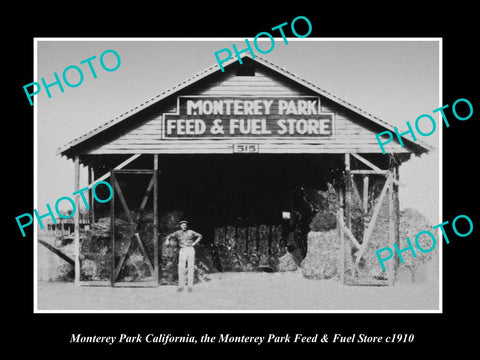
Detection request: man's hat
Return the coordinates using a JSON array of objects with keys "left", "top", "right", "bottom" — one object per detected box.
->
[{"left": 179, "top": 220, "right": 188, "bottom": 225}]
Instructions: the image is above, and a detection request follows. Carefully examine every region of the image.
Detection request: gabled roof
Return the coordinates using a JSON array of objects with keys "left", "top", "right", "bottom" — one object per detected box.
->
[{"left": 57, "top": 53, "right": 432, "bottom": 158}]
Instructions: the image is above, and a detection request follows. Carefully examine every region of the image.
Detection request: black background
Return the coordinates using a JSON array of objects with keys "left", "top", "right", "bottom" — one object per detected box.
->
[{"left": 6, "top": 4, "right": 478, "bottom": 355}]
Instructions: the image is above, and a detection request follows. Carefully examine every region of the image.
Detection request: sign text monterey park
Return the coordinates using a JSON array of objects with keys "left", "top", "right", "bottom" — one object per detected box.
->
[{"left": 162, "top": 96, "right": 334, "bottom": 139}]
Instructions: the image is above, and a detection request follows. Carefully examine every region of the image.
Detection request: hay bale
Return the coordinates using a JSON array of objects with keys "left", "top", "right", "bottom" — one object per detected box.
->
[
  {"left": 236, "top": 227, "right": 247, "bottom": 254},
  {"left": 310, "top": 211, "right": 337, "bottom": 232},
  {"left": 213, "top": 227, "right": 231, "bottom": 272},
  {"left": 257, "top": 224, "right": 272, "bottom": 268},
  {"left": 80, "top": 217, "right": 134, "bottom": 281},
  {"left": 195, "top": 243, "right": 217, "bottom": 273},
  {"left": 270, "top": 225, "right": 285, "bottom": 258},
  {"left": 56, "top": 263, "right": 74, "bottom": 282},
  {"left": 398, "top": 208, "right": 437, "bottom": 282},
  {"left": 247, "top": 227, "right": 259, "bottom": 268},
  {"left": 78, "top": 210, "right": 219, "bottom": 284},
  {"left": 211, "top": 224, "right": 287, "bottom": 273},
  {"left": 309, "top": 183, "right": 340, "bottom": 232},
  {"left": 277, "top": 252, "right": 298, "bottom": 272},
  {"left": 81, "top": 259, "right": 98, "bottom": 278},
  {"left": 301, "top": 230, "right": 339, "bottom": 280},
  {"left": 159, "top": 234, "right": 179, "bottom": 285},
  {"left": 234, "top": 227, "right": 252, "bottom": 271}
]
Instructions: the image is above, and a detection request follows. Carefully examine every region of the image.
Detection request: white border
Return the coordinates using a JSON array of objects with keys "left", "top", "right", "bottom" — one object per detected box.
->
[
  {"left": 438, "top": 39, "right": 443, "bottom": 313},
  {"left": 33, "top": 37, "right": 442, "bottom": 314}
]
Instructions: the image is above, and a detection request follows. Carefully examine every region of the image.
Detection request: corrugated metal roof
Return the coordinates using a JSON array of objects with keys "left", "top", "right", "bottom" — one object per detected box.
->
[{"left": 56, "top": 53, "right": 432, "bottom": 157}]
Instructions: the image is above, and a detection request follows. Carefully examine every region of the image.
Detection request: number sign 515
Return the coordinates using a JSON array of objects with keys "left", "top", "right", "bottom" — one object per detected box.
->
[{"left": 233, "top": 144, "right": 259, "bottom": 153}]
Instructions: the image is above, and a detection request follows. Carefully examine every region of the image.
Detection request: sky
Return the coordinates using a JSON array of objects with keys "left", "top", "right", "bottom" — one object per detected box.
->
[{"left": 35, "top": 38, "right": 440, "bottom": 223}]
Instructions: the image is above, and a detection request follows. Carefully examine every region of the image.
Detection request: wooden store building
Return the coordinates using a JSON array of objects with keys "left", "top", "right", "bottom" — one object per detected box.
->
[{"left": 57, "top": 53, "right": 430, "bottom": 287}]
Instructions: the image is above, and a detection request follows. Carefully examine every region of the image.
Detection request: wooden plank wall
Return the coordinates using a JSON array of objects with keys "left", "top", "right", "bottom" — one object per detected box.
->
[{"left": 87, "top": 68, "right": 409, "bottom": 155}]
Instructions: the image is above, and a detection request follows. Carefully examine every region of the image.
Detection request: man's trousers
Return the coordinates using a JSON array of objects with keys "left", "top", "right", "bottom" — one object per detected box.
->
[{"left": 178, "top": 246, "right": 195, "bottom": 288}]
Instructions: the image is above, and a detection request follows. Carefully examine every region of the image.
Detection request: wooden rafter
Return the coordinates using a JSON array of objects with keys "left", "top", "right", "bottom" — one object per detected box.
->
[
  {"left": 351, "top": 153, "right": 381, "bottom": 171},
  {"left": 87, "top": 154, "right": 141, "bottom": 189},
  {"left": 338, "top": 213, "right": 361, "bottom": 249}
]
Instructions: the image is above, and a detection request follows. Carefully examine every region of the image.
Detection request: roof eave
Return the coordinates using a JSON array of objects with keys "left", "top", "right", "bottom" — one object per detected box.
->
[{"left": 57, "top": 53, "right": 431, "bottom": 157}]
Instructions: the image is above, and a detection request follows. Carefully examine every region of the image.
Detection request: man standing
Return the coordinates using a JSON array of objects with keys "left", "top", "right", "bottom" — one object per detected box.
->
[{"left": 165, "top": 220, "right": 202, "bottom": 292}]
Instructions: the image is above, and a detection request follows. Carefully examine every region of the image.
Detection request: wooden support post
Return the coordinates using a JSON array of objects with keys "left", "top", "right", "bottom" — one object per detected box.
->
[
  {"left": 344, "top": 153, "right": 352, "bottom": 229},
  {"left": 387, "top": 170, "right": 395, "bottom": 285},
  {"left": 87, "top": 166, "right": 94, "bottom": 225},
  {"left": 363, "top": 175, "right": 369, "bottom": 235},
  {"left": 337, "top": 209, "right": 345, "bottom": 285},
  {"left": 153, "top": 154, "right": 159, "bottom": 284},
  {"left": 88, "top": 166, "right": 96, "bottom": 226},
  {"left": 74, "top": 156, "right": 81, "bottom": 285},
  {"left": 393, "top": 166, "right": 400, "bottom": 277},
  {"left": 363, "top": 175, "right": 369, "bottom": 215},
  {"left": 84, "top": 154, "right": 141, "bottom": 190},
  {"left": 110, "top": 170, "right": 116, "bottom": 287}
]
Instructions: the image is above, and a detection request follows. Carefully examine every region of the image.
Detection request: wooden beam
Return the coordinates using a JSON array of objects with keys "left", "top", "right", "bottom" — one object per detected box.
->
[
  {"left": 393, "top": 166, "right": 401, "bottom": 275},
  {"left": 79, "top": 280, "right": 111, "bottom": 287},
  {"left": 344, "top": 153, "right": 352, "bottom": 229},
  {"left": 390, "top": 177, "right": 405, "bottom": 187},
  {"left": 363, "top": 175, "right": 369, "bottom": 236},
  {"left": 73, "top": 156, "right": 80, "bottom": 285},
  {"left": 110, "top": 170, "right": 116, "bottom": 287},
  {"left": 38, "top": 240, "right": 74, "bottom": 266},
  {"left": 113, "top": 180, "right": 135, "bottom": 224},
  {"left": 387, "top": 174, "right": 395, "bottom": 286},
  {"left": 363, "top": 175, "right": 369, "bottom": 215},
  {"left": 134, "top": 233, "right": 155, "bottom": 275},
  {"left": 113, "top": 169, "right": 154, "bottom": 174},
  {"left": 338, "top": 215, "right": 361, "bottom": 249},
  {"left": 350, "top": 170, "right": 388, "bottom": 175},
  {"left": 351, "top": 153, "right": 382, "bottom": 171},
  {"left": 86, "top": 154, "right": 141, "bottom": 190},
  {"left": 108, "top": 281, "right": 158, "bottom": 288},
  {"left": 114, "top": 237, "right": 132, "bottom": 282},
  {"left": 337, "top": 210, "right": 345, "bottom": 285},
  {"left": 113, "top": 237, "right": 132, "bottom": 281},
  {"left": 355, "top": 172, "right": 392, "bottom": 266},
  {"left": 351, "top": 176, "right": 360, "bottom": 204},
  {"left": 153, "top": 154, "right": 159, "bottom": 284},
  {"left": 88, "top": 165, "right": 93, "bottom": 225},
  {"left": 136, "top": 175, "right": 155, "bottom": 222}
]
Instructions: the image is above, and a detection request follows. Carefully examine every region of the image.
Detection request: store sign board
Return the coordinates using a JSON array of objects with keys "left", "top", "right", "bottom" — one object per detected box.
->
[{"left": 162, "top": 96, "right": 334, "bottom": 139}]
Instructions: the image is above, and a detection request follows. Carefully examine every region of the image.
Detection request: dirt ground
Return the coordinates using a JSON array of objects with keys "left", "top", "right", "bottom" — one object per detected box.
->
[{"left": 36, "top": 271, "right": 439, "bottom": 312}]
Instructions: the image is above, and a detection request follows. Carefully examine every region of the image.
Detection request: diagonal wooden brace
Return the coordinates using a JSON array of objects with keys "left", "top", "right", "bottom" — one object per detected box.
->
[{"left": 354, "top": 172, "right": 392, "bottom": 266}]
